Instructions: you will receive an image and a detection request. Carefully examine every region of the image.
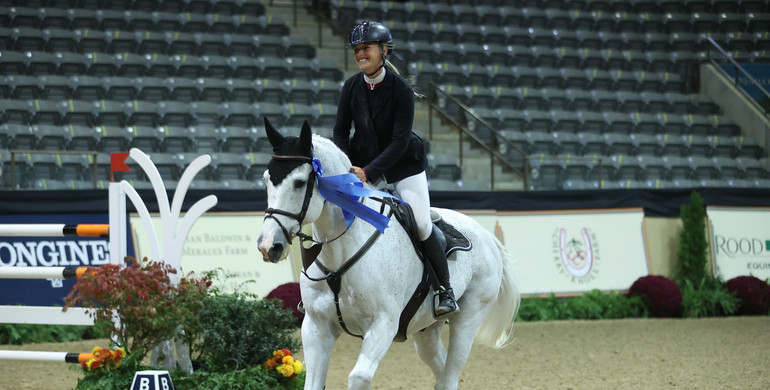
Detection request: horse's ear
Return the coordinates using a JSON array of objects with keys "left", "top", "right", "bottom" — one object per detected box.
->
[
  {"left": 264, "top": 116, "right": 284, "bottom": 150},
  {"left": 299, "top": 120, "right": 312, "bottom": 157}
]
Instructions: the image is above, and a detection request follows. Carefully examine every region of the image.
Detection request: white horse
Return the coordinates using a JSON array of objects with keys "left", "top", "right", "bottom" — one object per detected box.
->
[{"left": 257, "top": 120, "right": 520, "bottom": 390}]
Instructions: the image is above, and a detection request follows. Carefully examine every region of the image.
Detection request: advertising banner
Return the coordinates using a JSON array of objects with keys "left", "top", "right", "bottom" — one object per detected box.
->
[
  {"left": 495, "top": 208, "right": 650, "bottom": 296},
  {"left": 130, "top": 212, "right": 296, "bottom": 299},
  {"left": 707, "top": 207, "right": 770, "bottom": 281},
  {"left": 0, "top": 213, "right": 131, "bottom": 306}
]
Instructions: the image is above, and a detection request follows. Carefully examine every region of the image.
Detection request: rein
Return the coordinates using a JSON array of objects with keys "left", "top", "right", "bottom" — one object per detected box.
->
[
  {"left": 264, "top": 152, "right": 396, "bottom": 339},
  {"left": 301, "top": 198, "right": 392, "bottom": 339}
]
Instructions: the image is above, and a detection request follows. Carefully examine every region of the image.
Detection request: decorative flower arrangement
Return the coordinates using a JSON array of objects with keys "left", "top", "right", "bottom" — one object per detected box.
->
[
  {"left": 264, "top": 349, "right": 303, "bottom": 379},
  {"left": 81, "top": 346, "right": 126, "bottom": 372},
  {"left": 629, "top": 275, "right": 682, "bottom": 317},
  {"left": 266, "top": 282, "right": 304, "bottom": 325},
  {"left": 725, "top": 276, "right": 770, "bottom": 315}
]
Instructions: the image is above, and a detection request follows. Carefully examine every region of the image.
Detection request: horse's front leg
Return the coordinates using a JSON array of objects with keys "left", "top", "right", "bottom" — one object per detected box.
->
[
  {"left": 348, "top": 318, "right": 398, "bottom": 390},
  {"left": 301, "top": 315, "right": 339, "bottom": 390}
]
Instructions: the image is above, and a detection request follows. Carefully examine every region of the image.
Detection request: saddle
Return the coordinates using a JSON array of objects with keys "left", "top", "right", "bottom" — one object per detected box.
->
[
  {"left": 299, "top": 197, "right": 472, "bottom": 343},
  {"left": 383, "top": 198, "right": 472, "bottom": 342}
]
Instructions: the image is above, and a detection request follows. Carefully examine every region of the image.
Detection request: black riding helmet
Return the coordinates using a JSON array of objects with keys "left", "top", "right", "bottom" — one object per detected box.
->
[
  {"left": 349, "top": 21, "right": 393, "bottom": 76},
  {"left": 349, "top": 20, "right": 393, "bottom": 49}
]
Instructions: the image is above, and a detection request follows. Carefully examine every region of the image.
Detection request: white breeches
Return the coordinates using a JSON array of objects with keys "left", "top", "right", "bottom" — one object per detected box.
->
[{"left": 394, "top": 171, "right": 432, "bottom": 241}]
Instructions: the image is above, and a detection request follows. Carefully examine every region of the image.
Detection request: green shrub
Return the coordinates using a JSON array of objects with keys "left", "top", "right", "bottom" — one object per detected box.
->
[
  {"left": 674, "top": 191, "right": 740, "bottom": 318},
  {"left": 680, "top": 279, "right": 739, "bottom": 318},
  {"left": 175, "top": 365, "right": 305, "bottom": 390},
  {"left": 193, "top": 291, "right": 301, "bottom": 372},
  {"left": 516, "top": 290, "right": 648, "bottom": 321},
  {"left": 675, "top": 191, "right": 710, "bottom": 287},
  {"left": 0, "top": 323, "right": 106, "bottom": 345}
]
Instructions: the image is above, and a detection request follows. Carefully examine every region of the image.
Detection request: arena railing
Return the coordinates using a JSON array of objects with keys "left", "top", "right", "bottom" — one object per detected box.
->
[
  {"left": 426, "top": 82, "right": 528, "bottom": 190},
  {"left": 706, "top": 36, "right": 770, "bottom": 158}
]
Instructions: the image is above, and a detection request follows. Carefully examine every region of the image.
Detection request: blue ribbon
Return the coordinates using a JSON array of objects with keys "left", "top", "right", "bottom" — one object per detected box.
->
[{"left": 312, "top": 157, "right": 400, "bottom": 233}]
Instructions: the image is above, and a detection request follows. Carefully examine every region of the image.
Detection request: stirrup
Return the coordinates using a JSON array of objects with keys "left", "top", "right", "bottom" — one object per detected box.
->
[
  {"left": 432, "top": 288, "right": 459, "bottom": 319},
  {"left": 297, "top": 300, "right": 305, "bottom": 314}
]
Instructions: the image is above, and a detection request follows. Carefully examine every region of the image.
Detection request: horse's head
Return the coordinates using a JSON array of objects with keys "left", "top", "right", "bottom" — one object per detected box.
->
[{"left": 257, "top": 118, "right": 327, "bottom": 263}]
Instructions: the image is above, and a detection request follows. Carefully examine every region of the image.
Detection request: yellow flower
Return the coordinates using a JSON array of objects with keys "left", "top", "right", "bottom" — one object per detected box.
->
[
  {"left": 282, "top": 356, "right": 294, "bottom": 365},
  {"left": 292, "top": 360, "right": 303, "bottom": 374},
  {"left": 277, "top": 363, "right": 295, "bottom": 377}
]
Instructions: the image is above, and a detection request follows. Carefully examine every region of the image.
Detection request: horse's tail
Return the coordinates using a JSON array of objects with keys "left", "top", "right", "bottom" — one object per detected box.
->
[{"left": 474, "top": 237, "right": 521, "bottom": 349}]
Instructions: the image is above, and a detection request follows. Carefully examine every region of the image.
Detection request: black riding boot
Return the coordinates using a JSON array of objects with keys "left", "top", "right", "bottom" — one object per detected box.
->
[{"left": 422, "top": 227, "right": 459, "bottom": 317}]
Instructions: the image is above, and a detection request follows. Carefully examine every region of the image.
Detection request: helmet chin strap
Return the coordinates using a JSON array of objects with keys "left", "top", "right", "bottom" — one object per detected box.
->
[
  {"left": 364, "top": 62, "right": 384, "bottom": 77},
  {"left": 364, "top": 47, "right": 387, "bottom": 77}
]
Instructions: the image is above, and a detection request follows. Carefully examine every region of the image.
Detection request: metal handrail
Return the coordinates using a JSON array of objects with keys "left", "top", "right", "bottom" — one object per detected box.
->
[
  {"left": 706, "top": 36, "right": 770, "bottom": 116},
  {"left": 428, "top": 82, "right": 527, "bottom": 190},
  {"left": 8, "top": 150, "right": 101, "bottom": 190}
]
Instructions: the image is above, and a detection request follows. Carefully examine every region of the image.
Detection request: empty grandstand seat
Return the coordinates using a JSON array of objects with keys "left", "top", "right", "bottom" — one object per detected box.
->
[
  {"left": 187, "top": 125, "right": 221, "bottom": 152},
  {"left": 26, "top": 51, "right": 58, "bottom": 75},
  {"left": 158, "top": 125, "right": 193, "bottom": 153},
  {"left": 220, "top": 125, "right": 258, "bottom": 153},
  {"left": 737, "top": 157, "right": 769, "bottom": 179},
  {"left": 427, "top": 153, "right": 462, "bottom": 181},
  {"left": 95, "top": 125, "right": 130, "bottom": 153},
  {"left": 244, "top": 151, "right": 271, "bottom": 180},
  {"left": 312, "top": 103, "right": 337, "bottom": 129},
  {"left": 127, "top": 125, "right": 161, "bottom": 152},
  {"left": 137, "top": 76, "right": 173, "bottom": 102},
  {"left": 612, "top": 154, "right": 645, "bottom": 181},
  {"left": 528, "top": 155, "right": 564, "bottom": 190},
  {"left": 7, "top": 75, "right": 39, "bottom": 100},
  {"left": 37, "top": 75, "right": 73, "bottom": 100},
  {"left": 33, "top": 124, "right": 65, "bottom": 149},
  {"left": 164, "top": 77, "right": 199, "bottom": 102},
  {"left": 195, "top": 77, "right": 227, "bottom": 103},
  {"left": 211, "top": 152, "right": 247, "bottom": 180},
  {"left": 145, "top": 152, "right": 181, "bottom": 180},
  {"left": 158, "top": 101, "right": 193, "bottom": 127},
  {"left": 189, "top": 101, "right": 220, "bottom": 126},
  {"left": 221, "top": 101, "right": 258, "bottom": 127},
  {"left": 578, "top": 132, "right": 608, "bottom": 155},
  {"left": 63, "top": 124, "right": 99, "bottom": 151},
  {"left": 638, "top": 154, "right": 668, "bottom": 180},
  {"left": 550, "top": 110, "right": 581, "bottom": 133}
]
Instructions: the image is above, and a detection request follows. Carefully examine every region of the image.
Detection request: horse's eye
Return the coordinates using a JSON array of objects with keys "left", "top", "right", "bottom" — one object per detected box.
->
[{"left": 293, "top": 179, "right": 306, "bottom": 189}]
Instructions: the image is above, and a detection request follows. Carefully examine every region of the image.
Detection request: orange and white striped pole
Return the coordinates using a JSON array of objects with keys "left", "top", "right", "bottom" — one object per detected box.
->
[
  {"left": 0, "top": 224, "right": 109, "bottom": 237},
  {"left": 0, "top": 350, "right": 93, "bottom": 364},
  {"left": 0, "top": 266, "right": 92, "bottom": 279}
]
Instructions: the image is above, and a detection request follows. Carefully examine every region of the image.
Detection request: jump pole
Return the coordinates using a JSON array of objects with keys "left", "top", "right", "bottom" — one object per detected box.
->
[
  {"left": 0, "top": 350, "right": 93, "bottom": 364},
  {"left": 0, "top": 266, "right": 91, "bottom": 279},
  {"left": 0, "top": 224, "right": 109, "bottom": 237}
]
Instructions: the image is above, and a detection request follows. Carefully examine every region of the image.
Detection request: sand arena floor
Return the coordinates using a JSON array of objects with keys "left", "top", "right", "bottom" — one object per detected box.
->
[{"left": 1, "top": 316, "right": 768, "bottom": 389}]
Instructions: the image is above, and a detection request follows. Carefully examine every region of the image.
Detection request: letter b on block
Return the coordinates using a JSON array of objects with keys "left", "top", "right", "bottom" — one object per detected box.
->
[{"left": 131, "top": 370, "right": 175, "bottom": 390}]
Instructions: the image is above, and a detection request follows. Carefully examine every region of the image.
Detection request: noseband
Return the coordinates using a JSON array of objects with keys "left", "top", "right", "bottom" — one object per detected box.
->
[{"left": 263, "top": 155, "right": 317, "bottom": 243}]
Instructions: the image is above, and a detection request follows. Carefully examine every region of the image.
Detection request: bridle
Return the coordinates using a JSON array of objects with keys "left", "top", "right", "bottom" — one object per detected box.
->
[
  {"left": 263, "top": 155, "right": 317, "bottom": 244},
  {"left": 263, "top": 154, "right": 351, "bottom": 246}
]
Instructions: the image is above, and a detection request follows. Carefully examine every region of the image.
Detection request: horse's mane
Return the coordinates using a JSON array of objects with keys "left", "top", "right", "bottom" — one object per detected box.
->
[{"left": 311, "top": 134, "right": 353, "bottom": 178}]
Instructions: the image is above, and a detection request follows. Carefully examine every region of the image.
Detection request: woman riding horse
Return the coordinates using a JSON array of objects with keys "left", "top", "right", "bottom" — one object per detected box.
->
[{"left": 332, "top": 21, "right": 458, "bottom": 316}]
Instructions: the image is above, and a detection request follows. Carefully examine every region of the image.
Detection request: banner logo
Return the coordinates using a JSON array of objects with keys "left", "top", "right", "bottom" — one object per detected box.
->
[{"left": 553, "top": 228, "right": 600, "bottom": 283}]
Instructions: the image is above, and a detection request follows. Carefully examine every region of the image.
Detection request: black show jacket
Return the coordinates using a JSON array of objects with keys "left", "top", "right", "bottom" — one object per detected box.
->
[{"left": 332, "top": 68, "right": 427, "bottom": 184}]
